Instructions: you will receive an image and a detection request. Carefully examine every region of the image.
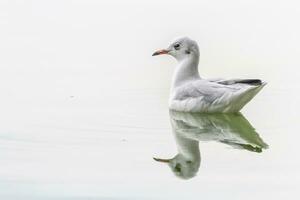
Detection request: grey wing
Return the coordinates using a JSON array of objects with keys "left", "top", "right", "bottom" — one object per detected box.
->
[
  {"left": 175, "top": 80, "right": 240, "bottom": 103},
  {"left": 172, "top": 79, "right": 265, "bottom": 112},
  {"left": 171, "top": 80, "right": 244, "bottom": 112}
]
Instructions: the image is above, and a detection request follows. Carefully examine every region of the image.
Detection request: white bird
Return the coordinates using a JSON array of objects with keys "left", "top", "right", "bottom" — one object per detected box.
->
[{"left": 152, "top": 37, "right": 266, "bottom": 113}]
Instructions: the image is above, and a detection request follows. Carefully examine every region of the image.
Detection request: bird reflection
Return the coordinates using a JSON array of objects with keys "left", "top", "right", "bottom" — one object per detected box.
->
[{"left": 154, "top": 110, "right": 268, "bottom": 179}]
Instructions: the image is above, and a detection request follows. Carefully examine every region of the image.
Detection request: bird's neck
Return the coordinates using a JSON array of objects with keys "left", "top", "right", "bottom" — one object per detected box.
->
[{"left": 171, "top": 55, "right": 200, "bottom": 90}]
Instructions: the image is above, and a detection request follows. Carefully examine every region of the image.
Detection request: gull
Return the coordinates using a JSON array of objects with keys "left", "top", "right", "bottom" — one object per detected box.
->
[{"left": 152, "top": 37, "right": 266, "bottom": 113}]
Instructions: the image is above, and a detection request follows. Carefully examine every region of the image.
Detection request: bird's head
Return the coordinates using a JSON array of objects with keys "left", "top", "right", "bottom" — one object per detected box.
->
[{"left": 152, "top": 37, "right": 199, "bottom": 61}]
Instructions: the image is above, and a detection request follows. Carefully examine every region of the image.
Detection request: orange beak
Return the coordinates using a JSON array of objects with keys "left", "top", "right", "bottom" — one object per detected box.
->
[{"left": 152, "top": 49, "right": 169, "bottom": 56}]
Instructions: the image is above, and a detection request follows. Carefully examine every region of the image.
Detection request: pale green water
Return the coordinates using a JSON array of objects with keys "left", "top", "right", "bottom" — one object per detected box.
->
[{"left": 0, "top": 1, "right": 299, "bottom": 199}]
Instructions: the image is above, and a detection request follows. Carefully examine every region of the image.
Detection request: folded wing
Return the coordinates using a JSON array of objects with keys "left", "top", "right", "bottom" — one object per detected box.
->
[{"left": 171, "top": 79, "right": 266, "bottom": 112}]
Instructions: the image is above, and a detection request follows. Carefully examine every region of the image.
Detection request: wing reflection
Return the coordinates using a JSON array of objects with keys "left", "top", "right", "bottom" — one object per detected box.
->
[{"left": 154, "top": 110, "right": 268, "bottom": 179}]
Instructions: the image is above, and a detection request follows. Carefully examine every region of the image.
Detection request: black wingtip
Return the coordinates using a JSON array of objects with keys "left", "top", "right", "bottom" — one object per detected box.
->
[{"left": 236, "top": 79, "right": 262, "bottom": 85}]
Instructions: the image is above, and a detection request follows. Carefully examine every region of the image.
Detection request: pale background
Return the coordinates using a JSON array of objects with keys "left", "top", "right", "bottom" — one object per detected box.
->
[{"left": 0, "top": 0, "right": 299, "bottom": 199}]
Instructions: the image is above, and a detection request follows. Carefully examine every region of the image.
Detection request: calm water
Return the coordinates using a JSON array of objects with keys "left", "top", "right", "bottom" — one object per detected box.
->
[
  {"left": 0, "top": 84, "right": 299, "bottom": 200},
  {"left": 1, "top": 1, "right": 299, "bottom": 199}
]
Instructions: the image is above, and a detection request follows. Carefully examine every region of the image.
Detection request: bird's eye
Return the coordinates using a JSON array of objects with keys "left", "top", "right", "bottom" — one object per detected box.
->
[{"left": 174, "top": 43, "right": 180, "bottom": 50}]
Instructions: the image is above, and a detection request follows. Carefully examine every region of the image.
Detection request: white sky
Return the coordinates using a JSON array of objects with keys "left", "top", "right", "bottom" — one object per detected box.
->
[{"left": 0, "top": 0, "right": 299, "bottom": 96}]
